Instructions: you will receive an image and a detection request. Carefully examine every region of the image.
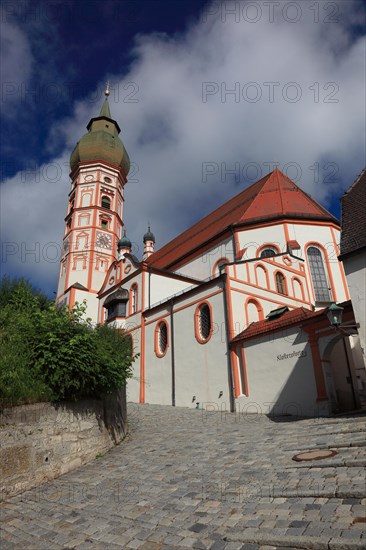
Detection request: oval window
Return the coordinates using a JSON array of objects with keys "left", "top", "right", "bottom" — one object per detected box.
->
[
  {"left": 196, "top": 303, "right": 212, "bottom": 343},
  {"left": 155, "top": 321, "right": 168, "bottom": 357}
]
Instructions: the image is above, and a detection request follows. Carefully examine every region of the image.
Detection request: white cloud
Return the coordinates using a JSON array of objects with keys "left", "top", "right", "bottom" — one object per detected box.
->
[
  {"left": 1, "top": 0, "right": 365, "bottom": 293},
  {"left": 0, "top": 18, "right": 33, "bottom": 110}
]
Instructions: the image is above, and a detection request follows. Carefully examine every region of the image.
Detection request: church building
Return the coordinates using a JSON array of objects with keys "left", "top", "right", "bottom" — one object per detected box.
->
[{"left": 56, "top": 92, "right": 366, "bottom": 417}]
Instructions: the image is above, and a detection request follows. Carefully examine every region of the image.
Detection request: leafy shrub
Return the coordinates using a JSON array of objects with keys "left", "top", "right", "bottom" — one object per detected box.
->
[{"left": 0, "top": 277, "right": 135, "bottom": 407}]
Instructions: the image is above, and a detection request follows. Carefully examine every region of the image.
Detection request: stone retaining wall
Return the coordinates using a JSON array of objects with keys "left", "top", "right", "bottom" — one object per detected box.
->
[{"left": 0, "top": 388, "right": 127, "bottom": 500}]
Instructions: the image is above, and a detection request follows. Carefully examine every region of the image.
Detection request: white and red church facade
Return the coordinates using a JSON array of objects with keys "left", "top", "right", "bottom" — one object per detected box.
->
[{"left": 57, "top": 95, "right": 366, "bottom": 417}]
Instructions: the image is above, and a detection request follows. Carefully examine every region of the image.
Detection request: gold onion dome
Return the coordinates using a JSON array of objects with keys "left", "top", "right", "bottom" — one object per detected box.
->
[{"left": 70, "top": 85, "right": 130, "bottom": 175}]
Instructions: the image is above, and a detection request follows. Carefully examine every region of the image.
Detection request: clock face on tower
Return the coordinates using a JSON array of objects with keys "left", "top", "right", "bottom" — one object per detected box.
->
[{"left": 96, "top": 231, "right": 112, "bottom": 250}]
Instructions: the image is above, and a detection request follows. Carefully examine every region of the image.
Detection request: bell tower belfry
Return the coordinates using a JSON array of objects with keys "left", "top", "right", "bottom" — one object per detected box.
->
[{"left": 56, "top": 85, "right": 130, "bottom": 321}]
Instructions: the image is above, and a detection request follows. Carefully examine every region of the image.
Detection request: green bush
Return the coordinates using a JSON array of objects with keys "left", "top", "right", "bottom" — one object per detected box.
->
[{"left": 0, "top": 276, "right": 135, "bottom": 407}]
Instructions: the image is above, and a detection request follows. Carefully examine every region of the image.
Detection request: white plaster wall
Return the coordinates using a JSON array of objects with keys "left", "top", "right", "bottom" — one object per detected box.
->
[
  {"left": 173, "top": 291, "right": 229, "bottom": 409},
  {"left": 236, "top": 328, "right": 321, "bottom": 417},
  {"left": 236, "top": 225, "right": 286, "bottom": 258},
  {"left": 343, "top": 251, "right": 366, "bottom": 361},
  {"left": 142, "top": 286, "right": 229, "bottom": 408},
  {"left": 57, "top": 262, "right": 67, "bottom": 297},
  {"left": 126, "top": 326, "right": 142, "bottom": 404},
  {"left": 92, "top": 268, "right": 109, "bottom": 295},
  {"left": 144, "top": 312, "right": 172, "bottom": 406},
  {"left": 67, "top": 265, "right": 89, "bottom": 288},
  {"left": 175, "top": 237, "right": 234, "bottom": 280},
  {"left": 147, "top": 273, "right": 196, "bottom": 308},
  {"left": 73, "top": 289, "right": 99, "bottom": 323}
]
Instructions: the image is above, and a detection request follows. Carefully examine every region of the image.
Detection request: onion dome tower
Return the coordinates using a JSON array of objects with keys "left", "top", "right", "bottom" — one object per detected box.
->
[
  {"left": 56, "top": 83, "right": 130, "bottom": 322},
  {"left": 143, "top": 225, "right": 155, "bottom": 260},
  {"left": 118, "top": 230, "right": 132, "bottom": 259}
]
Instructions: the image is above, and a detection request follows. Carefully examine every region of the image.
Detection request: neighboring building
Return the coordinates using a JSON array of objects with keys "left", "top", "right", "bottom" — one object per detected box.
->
[
  {"left": 339, "top": 168, "right": 366, "bottom": 362},
  {"left": 57, "top": 93, "right": 365, "bottom": 416}
]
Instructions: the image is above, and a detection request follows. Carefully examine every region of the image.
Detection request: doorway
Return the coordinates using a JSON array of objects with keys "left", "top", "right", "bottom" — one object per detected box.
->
[{"left": 322, "top": 334, "right": 358, "bottom": 413}]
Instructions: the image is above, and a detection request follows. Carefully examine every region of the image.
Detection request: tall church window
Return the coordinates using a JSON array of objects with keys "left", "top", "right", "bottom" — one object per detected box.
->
[
  {"left": 101, "top": 196, "right": 111, "bottom": 209},
  {"left": 195, "top": 302, "right": 212, "bottom": 343},
  {"left": 307, "top": 246, "right": 332, "bottom": 302},
  {"left": 255, "top": 265, "right": 269, "bottom": 288},
  {"left": 275, "top": 272, "right": 287, "bottom": 295},
  {"left": 130, "top": 284, "right": 138, "bottom": 314},
  {"left": 292, "top": 278, "right": 304, "bottom": 300},
  {"left": 246, "top": 299, "right": 264, "bottom": 325}
]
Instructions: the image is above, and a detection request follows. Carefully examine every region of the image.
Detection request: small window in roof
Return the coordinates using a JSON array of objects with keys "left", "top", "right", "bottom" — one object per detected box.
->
[{"left": 266, "top": 306, "right": 289, "bottom": 320}]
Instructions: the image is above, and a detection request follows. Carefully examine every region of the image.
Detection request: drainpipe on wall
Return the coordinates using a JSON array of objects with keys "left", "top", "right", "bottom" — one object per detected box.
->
[
  {"left": 148, "top": 271, "right": 151, "bottom": 309},
  {"left": 222, "top": 272, "right": 235, "bottom": 413},
  {"left": 230, "top": 224, "right": 237, "bottom": 259},
  {"left": 342, "top": 337, "right": 358, "bottom": 410},
  {"left": 170, "top": 299, "right": 176, "bottom": 407}
]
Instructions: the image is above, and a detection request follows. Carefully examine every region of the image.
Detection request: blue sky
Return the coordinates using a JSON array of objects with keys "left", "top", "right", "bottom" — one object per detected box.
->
[{"left": 1, "top": 0, "right": 365, "bottom": 295}]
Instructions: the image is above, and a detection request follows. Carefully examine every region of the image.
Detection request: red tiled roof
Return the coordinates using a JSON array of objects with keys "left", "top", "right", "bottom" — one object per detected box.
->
[
  {"left": 231, "top": 307, "right": 325, "bottom": 343},
  {"left": 148, "top": 169, "right": 339, "bottom": 270},
  {"left": 340, "top": 168, "right": 366, "bottom": 257}
]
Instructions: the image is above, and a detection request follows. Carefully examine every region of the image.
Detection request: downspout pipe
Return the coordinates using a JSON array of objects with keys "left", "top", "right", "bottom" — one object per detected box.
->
[
  {"left": 170, "top": 299, "right": 176, "bottom": 407},
  {"left": 230, "top": 224, "right": 236, "bottom": 259},
  {"left": 222, "top": 272, "right": 235, "bottom": 413}
]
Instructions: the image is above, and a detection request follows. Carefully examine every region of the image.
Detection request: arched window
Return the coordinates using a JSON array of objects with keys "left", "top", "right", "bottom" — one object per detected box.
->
[
  {"left": 260, "top": 248, "right": 276, "bottom": 258},
  {"left": 275, "top": 272, "right": 287, "bottom": 295},
  {"left": 195, "top": 302, "right": 212, "bottom": 343},
  {"left": 101, "top": 196, "right": 111, "bottom": 209},
  {"left": 292, "top": 278, "right": 304, "bottom": 300},
  {"left": 255, "top": 264, "right": 269, "bottom": 288},
  {"left": 212, "top": 257, "right": 229, "bottom": 277},
  {"left": 155, "top": 321, "right": 168, "bottom": 356},
  {"left": 130, "top": 284, "right": 138, "bottom": 314},
  {"left": 307, "top": 246, "right": 331, "bottom": 302},
  {"left": 246, "top": 299, "right": 264, "bottom": 325}
]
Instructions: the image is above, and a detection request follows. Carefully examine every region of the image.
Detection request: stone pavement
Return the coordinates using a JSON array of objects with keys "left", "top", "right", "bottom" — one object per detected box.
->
[{"left": 1, "top": 404, "right": 365, "bottom": 549}]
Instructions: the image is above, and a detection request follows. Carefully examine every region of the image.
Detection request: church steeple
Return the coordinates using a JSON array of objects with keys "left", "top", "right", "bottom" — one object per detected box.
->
[
  {"left": 57, "top": 85, "right": 130, "bottom": 321},
  {"left": 143, "top": 224, "right": 155, "bottom": 260},
  {"left": 70, "top": 83, "right": 130, "bottom": 176},
  {"left": 99, "top": 82, "right": 112, "bottom": 118}
]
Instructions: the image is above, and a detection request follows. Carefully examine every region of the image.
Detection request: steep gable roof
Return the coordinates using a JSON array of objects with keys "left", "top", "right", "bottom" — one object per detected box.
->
[
  {"left": 148, "top": 169, "right": 339, "bottom": 270},
  {"left": 340, "top": 168, "right": 366, "bottom": 258}
]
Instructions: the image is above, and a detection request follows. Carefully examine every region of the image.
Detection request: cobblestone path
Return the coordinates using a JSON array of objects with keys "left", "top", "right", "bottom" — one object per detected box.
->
[{"left": 1, "top": 404, "right": 365, "bottom": 549}]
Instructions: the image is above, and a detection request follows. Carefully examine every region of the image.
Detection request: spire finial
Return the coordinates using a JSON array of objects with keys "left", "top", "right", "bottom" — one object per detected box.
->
[
  {"left": 123, "top": 228, "right": 127, "bottom": 237},
  {"left": 105, "top": 81, "right": 110, "bottom": 97}
]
